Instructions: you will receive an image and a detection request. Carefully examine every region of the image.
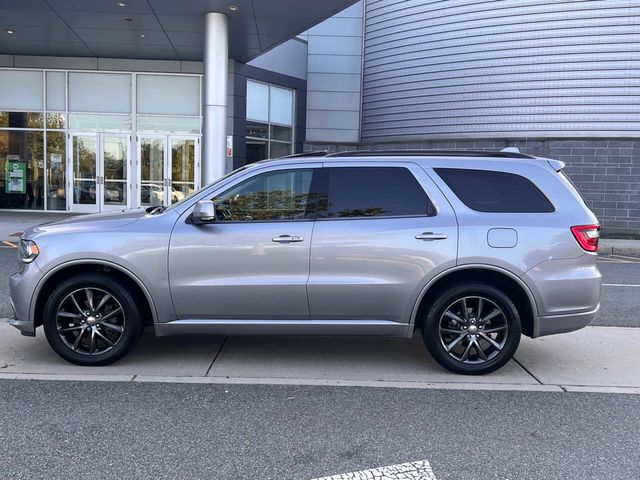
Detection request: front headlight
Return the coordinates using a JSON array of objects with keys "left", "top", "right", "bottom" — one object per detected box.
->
[{"left": 19, "top": 239, "right": 40, "bottom": 263}]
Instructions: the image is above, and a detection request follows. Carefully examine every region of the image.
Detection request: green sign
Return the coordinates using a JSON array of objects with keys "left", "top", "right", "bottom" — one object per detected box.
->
[{"left": 5, "top": 160, "right": 27, "bottom": 194}]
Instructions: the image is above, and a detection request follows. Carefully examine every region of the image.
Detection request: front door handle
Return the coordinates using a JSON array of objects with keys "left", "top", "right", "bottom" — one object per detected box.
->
[
  {"left": 415, "top": 232, "right": 448, "bottom": 241},
  {"left": 272, "top": 235, "right": 304, "bottom": 243}
]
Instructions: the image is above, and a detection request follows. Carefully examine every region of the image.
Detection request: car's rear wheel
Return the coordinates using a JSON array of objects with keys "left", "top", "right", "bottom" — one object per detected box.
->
[
  {"left": 422, "top": 282, "right": 521, "bottom": 375},
  {"left": 42, "top": 273, "right": 144, "bottom": 366}
]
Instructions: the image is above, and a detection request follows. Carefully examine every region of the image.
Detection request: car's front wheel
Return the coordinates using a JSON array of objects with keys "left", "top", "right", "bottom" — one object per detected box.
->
[
  {"left": 43, "top": 273, "right": 144, "bottom": 366},
  {"left": 422, "top": 282, "right": 521, "bottom": 375}
]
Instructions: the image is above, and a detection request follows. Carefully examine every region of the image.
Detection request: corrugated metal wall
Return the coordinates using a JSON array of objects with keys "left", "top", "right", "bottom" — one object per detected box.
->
[{"left": 361, "top": 0, "right": 640, "bottom": 142}]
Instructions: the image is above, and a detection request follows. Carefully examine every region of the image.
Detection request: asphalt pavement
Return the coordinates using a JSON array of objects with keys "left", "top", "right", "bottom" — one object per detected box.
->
[{"left": 0, "top": 380, "right": 638, "bottom": 480}]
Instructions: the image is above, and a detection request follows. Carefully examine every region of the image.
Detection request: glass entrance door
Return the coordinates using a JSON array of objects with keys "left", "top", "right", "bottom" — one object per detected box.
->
[
  {"left": 102, "top": 135, "right": 130, "bottom": 211},
  {"left": 139, "top": 135, "right": 199, "bottom": 207},
  {"left": 70, "top": 133, "right": 130, "bottom": 213},
  {"left": 70, "top": 134, "right": 98, "bottom": 213},
  {"left": 170, "top": 137, "right": 197, "bottom": 204}
]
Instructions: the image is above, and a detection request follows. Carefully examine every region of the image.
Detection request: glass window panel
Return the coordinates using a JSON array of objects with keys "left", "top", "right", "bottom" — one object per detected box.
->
[
  {"left": 72, "top": 136, "right": 97, "bottom": 205},
  {"left": 271, "top": 125, "right": 292, "bottom": 142},
  {"left": 213, "top": 169, "right": 314, "bottom": 221},
  {"left": 269, "top": 142, "right": 292, "bottom": 158},
  {"left": 246, "top": 122, "right": 268, "bottom": 139},
  {"left": 46, "top": 71, "right": 66, "bottom": 111},
  {"left": 0, "top": 70, "right": 44, "bottom": 111},
  {"left": 0, "top": 112, "right": 44, "bottom": 129},
  {"left": 137, "top": 115, "right": 200, "bottom": 134},
  {"left": 103, "top": 136, "right": 128, "bottom": 206},
  {"left": 68, "top": 72, "right": 131, "bottom": 114},
  {"left": 46, "top": 113, "right": 66, "bottom": 129},
  {"left": 246, "top": 139, "right": 267, "bottom": 164},
  {"left": 140, "top": 138, "right": 165, "bottom": 207},
  {"left": 171, "top": 139, "right": 195, "bottom": 204},
  {"left": 269, "top": 86, "right": 293, "bottom": 126},
  {"left": 247, "top": 81, "right": 269, "bottom": 122},
  {"left": 69, "top": 114, "right": 131, "bottom": 131},
  {"left": 0, "top": 130, "right": 45, "bottom": 210},
  {"left": 46, "top": 131, "right": 66, "bottom": 211},
  {"left": 327, "top": 167, "right": 434, "bottom": 218},
  {"left": 137, "top": 75, "right": 200, "bottom": 115}
]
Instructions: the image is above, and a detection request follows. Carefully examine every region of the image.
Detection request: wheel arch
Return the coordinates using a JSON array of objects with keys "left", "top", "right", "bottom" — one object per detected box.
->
[
  {"left": 411, "top": 265, "right": 538, "bottom": 338},
  {"left": 31, "top": 260, "right": 158, "bottom": 330}
]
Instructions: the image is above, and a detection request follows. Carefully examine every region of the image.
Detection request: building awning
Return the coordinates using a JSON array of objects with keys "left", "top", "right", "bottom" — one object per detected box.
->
[{"left": 0, "top": 0, "right": 358, "bottom": 63}]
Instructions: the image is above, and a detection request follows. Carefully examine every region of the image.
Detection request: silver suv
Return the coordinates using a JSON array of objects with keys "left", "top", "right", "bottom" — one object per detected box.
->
[{"left": 9, "top": 151, "right": 602, "bottom": 374}]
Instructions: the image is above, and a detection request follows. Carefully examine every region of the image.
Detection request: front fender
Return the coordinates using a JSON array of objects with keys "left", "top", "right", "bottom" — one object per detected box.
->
[{"left": 29, "top": 258, "right": 165, "bottom": 327}]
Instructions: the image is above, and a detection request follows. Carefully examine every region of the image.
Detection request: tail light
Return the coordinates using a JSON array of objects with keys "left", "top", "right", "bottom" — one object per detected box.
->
[{"left": 571, "top": 225, "right": 600, "bottom": 252}]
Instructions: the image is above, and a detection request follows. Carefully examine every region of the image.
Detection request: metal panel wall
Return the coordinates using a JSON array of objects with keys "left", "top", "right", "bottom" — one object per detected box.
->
[
  {"left": 362, "top": 0, "right": 640, "bottom": 141},
  {"left": 306, "top": 1, "right": 364, "bottom": 143}
]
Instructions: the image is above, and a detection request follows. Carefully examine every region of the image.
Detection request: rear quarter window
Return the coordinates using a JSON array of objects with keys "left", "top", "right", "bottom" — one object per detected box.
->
[{"left": 434, "top": 168, "right": 555, "bottom": 213}]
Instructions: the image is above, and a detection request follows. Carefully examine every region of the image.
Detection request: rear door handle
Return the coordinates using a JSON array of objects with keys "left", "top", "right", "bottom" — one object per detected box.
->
[
  {"left": 415, "top": 232, "right": 448, "bottom": 241},
  {"left": 272, "top": 235, "right": 304, "bottom": 243}
]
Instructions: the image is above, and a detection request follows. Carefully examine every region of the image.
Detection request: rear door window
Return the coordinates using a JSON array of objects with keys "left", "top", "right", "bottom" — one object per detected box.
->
[
  {"left": 434, "top": 168, "right": 554, "bottom": 213},
  {"left": 325, "top": 166, "right": 435, "bottom": 218}
]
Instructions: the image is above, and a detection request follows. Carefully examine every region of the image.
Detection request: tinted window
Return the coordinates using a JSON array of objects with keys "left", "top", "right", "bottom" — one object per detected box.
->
[
  {"left": 213, "top": 169, "right": 314, "bottom": 221},
  {"left": 434, "top": 168, "right": 554, "bottom": 213},
  {"left": 326, "top": 167, "right": 434, "bottom": 218}
]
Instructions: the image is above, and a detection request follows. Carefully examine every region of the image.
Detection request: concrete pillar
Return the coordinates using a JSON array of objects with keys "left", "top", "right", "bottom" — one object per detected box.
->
[{"left": 202, "top": 12, "right": 229, "bottom": 184}]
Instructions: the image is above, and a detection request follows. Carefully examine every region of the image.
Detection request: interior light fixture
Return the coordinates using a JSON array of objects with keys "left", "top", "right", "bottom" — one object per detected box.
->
[
  {"left": 116, "top": 1, "right": 127, "bottom": 6},
  {"left": 139, "top": 33, "right": 145, "bottom": 38},
  {"left": 6, "top": 29, "right": 14, "bottom": 34},
  {"left": 227, "top": 5, "right": 239, "bottom": 11}
]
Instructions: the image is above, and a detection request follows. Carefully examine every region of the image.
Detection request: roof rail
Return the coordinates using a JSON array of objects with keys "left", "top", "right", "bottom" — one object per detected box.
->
[
  {"left": 278, "top": 150, "right": 328, "bottom": 158},
  {"left": 324, "top": 149, "right": 536, "bottom": 159}
]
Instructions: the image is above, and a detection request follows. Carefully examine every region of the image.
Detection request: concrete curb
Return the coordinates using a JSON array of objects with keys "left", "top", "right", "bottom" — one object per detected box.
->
[
  {"left": 2, "top": 371, "right": 640, "bottom": 394},
  {"left": 598, "top": 245, "right": 640, "bottom": 256},
  {"left": 598, "top": 240, "right": 640, "bottom": 256}
]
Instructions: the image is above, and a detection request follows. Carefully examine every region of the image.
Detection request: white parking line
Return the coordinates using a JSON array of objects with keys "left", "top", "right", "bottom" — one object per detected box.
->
[
  {"left": 310, "top": 460, "right": 437, "bottom": 480},
  {"left": 602, "top": 283, "right": 640, "bottom": 287}
]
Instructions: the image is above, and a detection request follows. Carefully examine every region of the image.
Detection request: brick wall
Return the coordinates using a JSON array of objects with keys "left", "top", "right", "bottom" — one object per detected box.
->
[{"left": 304, "top": 138, "right": 640, "bottom": 237}]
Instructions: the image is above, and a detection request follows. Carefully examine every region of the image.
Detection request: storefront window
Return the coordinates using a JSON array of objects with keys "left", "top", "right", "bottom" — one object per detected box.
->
[
  {"left": 246, "top": 81, "right": 295, "bottom": 162},
  {"left": 0, "top": 112, "right": 44, "bottom": 129},
  {"left": 0, "top": 130, "right": 45, "bottom": 210},
  {"left": 46, "top": 113, "right": 66, "bottom": 129},
  {"left": 0, "top": 68, "right": 203, "bottom": 212}
]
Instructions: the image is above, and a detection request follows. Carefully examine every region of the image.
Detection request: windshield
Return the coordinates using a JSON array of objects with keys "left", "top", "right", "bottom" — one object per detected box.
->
[{"left": 161, "top": 165, "right": 251, "bottom": 213}]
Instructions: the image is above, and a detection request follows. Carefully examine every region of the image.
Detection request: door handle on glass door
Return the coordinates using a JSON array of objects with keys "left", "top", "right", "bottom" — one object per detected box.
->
[
  {"left": 415, "top": 232, "right": 447, "bottom": 240},
  {"left": 272, "top": 235, "right": 304, "bottom": 243}
]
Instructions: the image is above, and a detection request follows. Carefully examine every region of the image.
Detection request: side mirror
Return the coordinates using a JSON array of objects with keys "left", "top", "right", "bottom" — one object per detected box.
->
[{"left": 190, "top": 200, "right": 216, "bottom": 224}]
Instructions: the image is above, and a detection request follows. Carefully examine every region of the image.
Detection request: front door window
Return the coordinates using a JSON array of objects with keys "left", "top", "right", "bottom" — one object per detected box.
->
[{"left": 212, "top": 169, "right": 314, "bottom": 221}]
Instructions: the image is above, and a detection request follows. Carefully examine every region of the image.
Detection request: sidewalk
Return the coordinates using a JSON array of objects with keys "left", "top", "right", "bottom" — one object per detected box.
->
[
  {"left": 0, "top": 211, "right": 639, "bottom": 254},
  {"left": 1, "top": 321, "right": 638, "bottom": 394},
  {"left": 0, "top": 211, "right": 77, "bottom": 242}
]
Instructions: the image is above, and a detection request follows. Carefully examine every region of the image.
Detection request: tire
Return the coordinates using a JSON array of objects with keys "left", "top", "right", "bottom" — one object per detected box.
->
[
  {"left": 421, "top": 282, "right": 521, "bottom": 375},
  {"left": 42, "top": 273, "right": 144, "bottom": 366}
]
